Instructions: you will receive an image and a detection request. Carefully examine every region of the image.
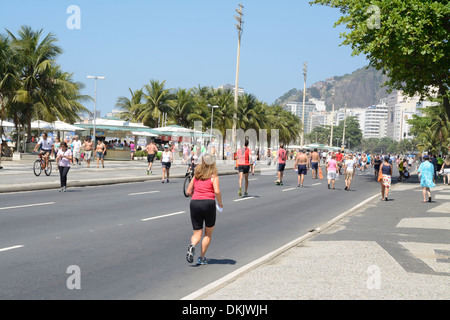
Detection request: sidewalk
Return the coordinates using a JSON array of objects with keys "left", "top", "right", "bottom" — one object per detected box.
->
[{"left": 185, "top": 174, "right": 450, "bottom": 300}]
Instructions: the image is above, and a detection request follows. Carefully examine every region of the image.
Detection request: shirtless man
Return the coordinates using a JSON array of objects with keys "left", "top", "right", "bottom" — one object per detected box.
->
[
  {"left": 82, "top": 136, "right": 94, "bottom": 167},
  {"left": 310, "top": 148, "right": 321, "bottom": 179},
  {"left": 294, "top": 149, "right": 310, "bottom": 187},
  {"left": 145, "top": 141, "right": 158, "bottom": 175},
  {"left": 95, "top": 140, "right": 106, "bottom": 168}
]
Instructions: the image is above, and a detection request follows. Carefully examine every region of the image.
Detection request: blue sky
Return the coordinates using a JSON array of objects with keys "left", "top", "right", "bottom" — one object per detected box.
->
[{"left": 1, "top": 0, "right": 369, "bottom": 116}]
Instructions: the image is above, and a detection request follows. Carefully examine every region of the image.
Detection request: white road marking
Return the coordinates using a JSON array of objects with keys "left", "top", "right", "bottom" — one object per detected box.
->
[
  {"left": 248, "top": 178, "right": 258, "bottom": 181},
  {"left": 233, "top": 197, "right": 255, "bottom": 202},
  {"left": 312, "top": 183, "right": 322, "bottom": 186},
  {"left": 128, "top": 190, "right": 160, "bottom": 196},
  {"left": 141, "top": 211, "right": 186, "bottom": 221},
  {"left": 0, "top": 245, "right": 24, "bottom": 253},
  {"left": 282, "top": 188, "right": 296, "bottom": 192},
  {"left": 0, "top": 202, "right": 55, "bottom": 211}
]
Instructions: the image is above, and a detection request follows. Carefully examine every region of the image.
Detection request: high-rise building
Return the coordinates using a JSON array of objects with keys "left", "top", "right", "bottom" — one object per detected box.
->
[
  {"left": 363, "top": 99, "right": 389, "bottom": 138},
  {"left": 283, "top": 101, "right": 317, "bottom": 134}
]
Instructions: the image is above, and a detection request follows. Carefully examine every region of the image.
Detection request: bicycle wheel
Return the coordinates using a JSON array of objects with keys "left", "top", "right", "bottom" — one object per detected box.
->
[
  {"left": 45, "top": 161, "right": 52, "bottom": 176},
  {"left": 183, "top": 175, "right": 191, "bottom": 197},
  {"left": 33, "top": 160, "right": 42, "bottom": 176}
]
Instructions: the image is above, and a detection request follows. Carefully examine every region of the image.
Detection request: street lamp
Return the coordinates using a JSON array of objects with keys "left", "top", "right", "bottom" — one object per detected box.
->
[
  {"left": 86, "top": 75, "right": 106, "bottom": 146},
  {"left": 208, "top": 104, "right": 219, "bottom": 147}
]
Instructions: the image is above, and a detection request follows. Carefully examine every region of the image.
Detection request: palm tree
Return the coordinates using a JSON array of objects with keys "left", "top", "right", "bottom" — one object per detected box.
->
[
  {"left": 136, "top": 80, "right": 172, "bottom": 127},
  {"left": 168, "top": 88, "right": 194, "bottom": 128},
  {"left": 115, "top": 88, "right": 145, "bottom": 122},
  {"left": 6, "top": 26, "right": 88, "bottom": 142}
]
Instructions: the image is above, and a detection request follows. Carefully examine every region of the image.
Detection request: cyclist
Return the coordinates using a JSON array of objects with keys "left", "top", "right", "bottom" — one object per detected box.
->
[
  {"left": 182, "top": 146, "right": 201, "bottom": 175},
  {"left": 33, "top": 132, "right": 54, "bottom": 170}
]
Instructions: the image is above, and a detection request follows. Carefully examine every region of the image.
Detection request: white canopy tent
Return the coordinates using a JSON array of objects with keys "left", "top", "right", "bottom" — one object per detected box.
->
[
  {"left": 52, "top": 121, "right": 84, "bottom": 131},
  {"left": 30, "top": 120, "right": 53, "bottom": 130},
  {"left": 0, "top": 120, "right": 15, "bottom": 127}
]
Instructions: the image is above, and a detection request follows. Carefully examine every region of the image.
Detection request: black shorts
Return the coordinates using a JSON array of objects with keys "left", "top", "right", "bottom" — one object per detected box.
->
[
  {"left": 161, "top": 161, "right": 171, "bottom": 169},
  {"left": 147, "top": 154, "right": 155, "bottom": 163},
  {"left": 238, "top": 165, "right": 250, "bottom": 174},
  {"left": 297, "top": 164, "right": 307, "bottom": 175},
  {"left": 190, "top": 199, "right": 216, "bottom": 230},
  {"left": 278, "top": 163, "right": 286, "bottom": 172}
]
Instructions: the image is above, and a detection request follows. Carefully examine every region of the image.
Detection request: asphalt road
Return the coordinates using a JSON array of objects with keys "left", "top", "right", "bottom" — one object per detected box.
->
[{"left": 0, "top": 167, "right": 386, "bottom": 299}]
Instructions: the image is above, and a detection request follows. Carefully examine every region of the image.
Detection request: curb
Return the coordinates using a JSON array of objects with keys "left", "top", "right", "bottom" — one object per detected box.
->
[{"left": 181, "top": 190, "right": 387, "bottom": 300}]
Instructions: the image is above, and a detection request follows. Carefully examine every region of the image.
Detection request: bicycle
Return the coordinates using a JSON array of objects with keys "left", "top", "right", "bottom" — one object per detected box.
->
[
  {"left": 183, "top": 164, "right": 195, "bottom": 197},
  {"left": 33, "top": 151, "right": 52, "bottom": 176}
]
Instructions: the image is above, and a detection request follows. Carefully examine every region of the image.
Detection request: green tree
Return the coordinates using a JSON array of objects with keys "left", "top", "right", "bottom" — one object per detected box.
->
[
  {"left": 137, "top": 80, "right": 172, "bottom": 127},
  {"left": 310, "top": 0, "right": 450, "bottom": 117},
  {"left": 115, "top": 88, "right": 145, "bottom": 122}
]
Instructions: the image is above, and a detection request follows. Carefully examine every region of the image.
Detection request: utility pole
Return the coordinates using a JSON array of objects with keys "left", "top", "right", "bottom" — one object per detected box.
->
[
  {"left": 329, "top": 86, "right": 335, "bottom": 147},
  {"left": 300, "top": 61, "right": 307, "bottom": 147},
  {"left": 233, "top": 3, "right": 244, "bottom": 150},
  {"left": 341, "top": 102, "right": 347, "bottom": 150}
]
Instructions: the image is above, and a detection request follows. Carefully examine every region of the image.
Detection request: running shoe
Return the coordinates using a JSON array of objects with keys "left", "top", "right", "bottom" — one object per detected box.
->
[
  {"left": 167, "top": 179, "right": 169, "bottom": 183},
  {"left": 197, "top": 257, "right": 207, "bottom": 265},
  {"left": 238, "top": 187, "right": 242, "bottom": 197},
  {"left": 186, "top": 244, "right": 195, "bottom": 263},
  {"left": 244, "top": 192, "right": 248, "bottom": 197},
  {"left": 147, "top": 170, "right": 149, "bottom": 175}
]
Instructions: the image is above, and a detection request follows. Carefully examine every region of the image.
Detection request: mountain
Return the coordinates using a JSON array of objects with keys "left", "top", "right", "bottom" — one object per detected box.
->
[{"left": 274, "top": 65, "right": 390, "bottom": 110}]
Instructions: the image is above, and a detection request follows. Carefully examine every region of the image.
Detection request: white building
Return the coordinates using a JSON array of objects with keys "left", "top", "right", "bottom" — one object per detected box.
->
[
  {"left": 283, "top": 101, "right": 317, "bottom": 134},
  {"left": 363, "top": 99, "right": 389, "bottom": 138}
]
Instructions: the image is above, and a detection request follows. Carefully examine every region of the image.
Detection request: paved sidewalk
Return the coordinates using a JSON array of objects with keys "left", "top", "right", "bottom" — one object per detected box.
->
[{"left": 185, "top": 175, "right": 450, "bottom": 300}]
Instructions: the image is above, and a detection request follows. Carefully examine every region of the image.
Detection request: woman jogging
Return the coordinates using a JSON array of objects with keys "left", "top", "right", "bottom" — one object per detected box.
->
[
  {"left": 56, "top": 141, "right": 72, "bottom": 192},
  {"left": 418, "top": 155, "right": 436, "bottom": 203},
  {"left": 160, "top": 144, "right": 173, "bottom": 183},
  {"left": 379, "top": 156, "right": 392, "bottom": 201},
  {"left": 185, "top": 154, "right": 223, "bottom": 265}
]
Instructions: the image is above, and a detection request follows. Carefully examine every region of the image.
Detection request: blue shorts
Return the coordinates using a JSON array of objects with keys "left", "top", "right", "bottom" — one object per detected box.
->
[
  {"left": 278, "top": 163, "right": 286, "bottom": 172},
  {"left": 298, "top": 164, "right": 307, "bottom": 175},
  {"left": 311, "top": 162, "right": 318, "bottom": 170}
]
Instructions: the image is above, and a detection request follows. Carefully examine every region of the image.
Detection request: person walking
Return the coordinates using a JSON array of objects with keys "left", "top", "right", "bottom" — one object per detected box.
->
[
  {"left": 310, "top": 148, "right": 320, "bottom": 179},
  {"left": 418, "top": 155, "right": 436, "bottom": 203},
  {"left": 82, "top": 136, "right": 93, "bottom": 167},
  {"left": 442, "top": 156, "right": 450, "bottom": 185},
  {"left": 236, "top": 140, "right": 251, "bottom": 196},
  {"left": 56, "top": 141, "right": 73, "bottom": 192},
  {"left": 275, "top": 143, "right": 287, "bottom": 185},
  {"left": 344, "top": 153, "right": 356, "bottom": 191},
  {"left": 294, "top": 150, "right": 309, "bottom": 187},
  {"left": 185, "top": 154, "right": 223, "bottom": 265},
  {"left": 160, "top": 144, "right": 173, "bottom": 183},
  {"left": 326, "top": 153, "right": 339, "bottom": 189},
  {"left": 72, "top": 135, "right": 82, "bottom": 166},
  {"left": 379, "top": 155, "right": 392, "bottom": 201},
  {"left": 96, "top": 140, "right": 106, "bottom": 168}
]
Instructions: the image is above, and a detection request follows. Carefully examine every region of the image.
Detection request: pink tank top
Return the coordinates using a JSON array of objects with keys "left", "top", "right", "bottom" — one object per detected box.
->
[{"left": 192, "top": 177, "right": 215, "bottom": 200}]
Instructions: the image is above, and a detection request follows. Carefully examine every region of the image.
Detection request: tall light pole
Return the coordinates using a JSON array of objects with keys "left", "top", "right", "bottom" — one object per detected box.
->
[
  {"left": 233, "top": 3, "right": 244, "bottom": 150},
  {"left": 329, "top": 85, "right": 335, "bottom": 147},
  {"left": 300, "top": 61, "right": 307, "bottom": 147},
  {"left": 86, "top": 75, "right": 106, "bottom": 147},
  {"left": 208, "top": 104, "right": 219, "bottom": 145},
  {"left": 341, "top": 102, "right": 347, "bottom": 150}
]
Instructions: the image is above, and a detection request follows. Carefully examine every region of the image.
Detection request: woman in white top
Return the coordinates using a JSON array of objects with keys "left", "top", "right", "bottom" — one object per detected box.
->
[{"left": 161, "top": 144, "right": 173, "bottom": 183}]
